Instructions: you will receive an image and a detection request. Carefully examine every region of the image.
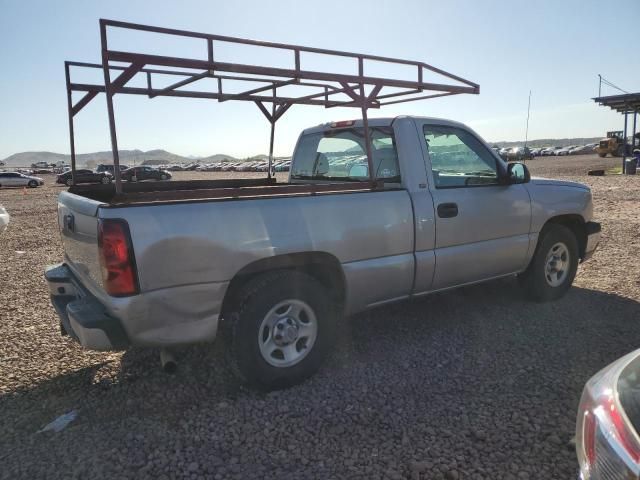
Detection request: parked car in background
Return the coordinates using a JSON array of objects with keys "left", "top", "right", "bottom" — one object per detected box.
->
[
  {"left": 528, "top": 148, "right": 541, "bottom": 157},
  {"left": 121, "top": 166, "right": 172, "bottom": 182},
  {"left": 568, "top": 145, "right": 594, "bottom": 155},
  {"left": 166, "top": 164, "right": 185, "bottom": 171},
  {"left": 507, "top": 146, "right": 532, "bottom": 161},
  {"left": 0, "top": 205, "right": 9, "bottom": 234},
  {"left": 275, "top": 160, "right": 291, "bottom": 172},
  {"left": 31, "top": 161, "right": 50, "bottom": 169},
  {"left": 0, "top": 161, "right": 5, "bottom": 166},
  {"left": 541, "top": 147, "right": 561, "bottom": 156},
  {"left": 96, "top": 164, "right": 130, "bottom": 174},
  {"left": 57, "top": 169, "right": 112, "bottom": 186},
  {"left": 540, "top": 147, "right": 553, "bottom": 156},
  {"left": 0, "top": 171, "right": 44, "bottom": 188},
  {"left": 576, "top": 349, "right": 640, "bottom": 479},
  {"left": 557, "top": 145, "right": 579, "bottom": 156}
]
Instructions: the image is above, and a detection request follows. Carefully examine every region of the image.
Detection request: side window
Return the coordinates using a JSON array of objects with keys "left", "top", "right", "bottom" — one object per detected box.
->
[
  {"left": 423, "top": 125, "right": 500, "bottom": 188},
  {"left": 291, "top": 127, "right": 400, "bottom": 182}
]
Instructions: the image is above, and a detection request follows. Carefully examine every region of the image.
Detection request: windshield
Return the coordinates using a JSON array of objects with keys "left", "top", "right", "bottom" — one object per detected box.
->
[{"left": 291, "top": 127, "right": 401, "bottom": 182}]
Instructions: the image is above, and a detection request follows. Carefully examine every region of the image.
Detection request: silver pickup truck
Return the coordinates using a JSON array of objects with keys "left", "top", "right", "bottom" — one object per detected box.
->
[{"left": 46, "top": 116, "right": 600, "bottom": 388}]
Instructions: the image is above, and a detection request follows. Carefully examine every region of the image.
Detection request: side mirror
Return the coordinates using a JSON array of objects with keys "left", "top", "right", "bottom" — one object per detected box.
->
[
  {"left": 349, "top": 164, "right": 369, "bottom": 178},
  {"left": 507, "top": 162, "right": 530, "bottom": 184}
]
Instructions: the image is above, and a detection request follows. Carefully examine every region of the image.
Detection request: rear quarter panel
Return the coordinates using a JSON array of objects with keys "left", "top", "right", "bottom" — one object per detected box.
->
[{"left": 102, "top": 190, "right": 415, "bottom": 313}]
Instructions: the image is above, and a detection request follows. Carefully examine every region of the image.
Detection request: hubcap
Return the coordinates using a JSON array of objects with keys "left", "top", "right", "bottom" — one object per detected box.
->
[
  {"left": 258, "top": 299, "right": 317, "bottom": 367},
  {"left": 544, "top": 242, "right": 570, "bottom": 287}
]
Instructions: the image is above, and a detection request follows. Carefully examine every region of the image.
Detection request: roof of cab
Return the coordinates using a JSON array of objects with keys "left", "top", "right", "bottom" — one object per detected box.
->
[{"left": 300, "top": 116, "right": 469, "bottom": 135}]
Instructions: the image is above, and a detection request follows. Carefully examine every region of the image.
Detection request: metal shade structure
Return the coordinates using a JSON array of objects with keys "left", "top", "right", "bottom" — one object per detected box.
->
[
  {"left": 593, "top": 93, "right": 640, "bottom": 173},
  {"left": 593, "top": 93, "right": 640, "bottom": 113},
  {"left": 66, "top": 19, "right": 480, "bottom": 194}
]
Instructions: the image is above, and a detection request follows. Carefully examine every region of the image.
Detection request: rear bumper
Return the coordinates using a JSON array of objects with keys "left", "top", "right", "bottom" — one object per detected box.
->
[
  {"left": 45, "top": 263, "right": 129, "bottom": 350},
  {"left": 45, "top": 263, "right": 225, "bottom": 350},
  {"left": 583, "top": 221, "right": 601, "bottom": 262}
]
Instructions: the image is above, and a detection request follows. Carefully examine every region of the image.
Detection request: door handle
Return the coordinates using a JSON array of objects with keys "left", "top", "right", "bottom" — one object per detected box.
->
[{"left": 437, "top": 202, "right": 458, "bottom": 218}]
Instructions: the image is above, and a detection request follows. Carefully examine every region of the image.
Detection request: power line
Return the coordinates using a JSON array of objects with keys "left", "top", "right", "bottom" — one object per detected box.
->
[{"left": 598, "top": 74, "right": 629, "bottom": 95}]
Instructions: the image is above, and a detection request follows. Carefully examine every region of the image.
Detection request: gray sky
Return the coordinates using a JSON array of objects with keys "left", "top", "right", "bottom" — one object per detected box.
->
[{"left": 1, "top": 0, "right": 638, "bottom": 159}]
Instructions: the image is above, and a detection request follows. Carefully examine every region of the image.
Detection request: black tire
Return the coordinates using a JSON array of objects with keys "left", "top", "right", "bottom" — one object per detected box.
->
[
  {"left": 519, "top": 224, "right": 579, "bottom": 302},
  {"left": 66, "top": 178, "right": 73, "bottom": 187},
  {"left": 160, "top": 174, "right": 167, "bottom": 181},
  {"left": 28, "top": 180, "right": 38, "bottom": 188},
  {"left": 223, "top": 271, "right": 337, "bottom": 390},
  {"left": 101, "top": 175, "right": 111, "bottom": 184}
]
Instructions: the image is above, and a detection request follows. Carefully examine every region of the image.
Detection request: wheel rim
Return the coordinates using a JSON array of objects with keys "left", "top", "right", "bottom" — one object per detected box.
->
[
  {"left": 101, "top": 176, "right": 110, "bottom": 184},
  {"left": 258, "top": 299, "right": 318, "bottom": 368},
  {"left": 544, "top": 242, "right": 570, "bottom": 287}
]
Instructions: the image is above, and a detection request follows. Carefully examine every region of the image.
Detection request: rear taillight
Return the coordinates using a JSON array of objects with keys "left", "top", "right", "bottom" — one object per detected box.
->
[
  {"left": 576, "top": 352, "right": 640, "bottom": 479},
  {"left": 98, "top": 219, "right": 139, "bottom": 296}
]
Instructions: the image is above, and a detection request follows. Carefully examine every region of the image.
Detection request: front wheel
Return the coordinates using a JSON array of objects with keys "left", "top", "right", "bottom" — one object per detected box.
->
[
  {"left": 223, "top": 271, "right": 337, "bottom": 389},
  {"left": 28, "top": 180, "right": 38, "bottom": 188},
  {"left": 519, "top": 224, "right": 579, "bottom": 302},
  {"left": 101, "top": 176, "right": 111, "bottom": 184},
  {"left": 66, "top": 178, "right": 73, "bottom": 187}
]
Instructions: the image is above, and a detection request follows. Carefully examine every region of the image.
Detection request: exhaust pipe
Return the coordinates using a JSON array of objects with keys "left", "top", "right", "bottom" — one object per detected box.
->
[{"left": 160, "top": 348, "right": 177, "bottom": 373}]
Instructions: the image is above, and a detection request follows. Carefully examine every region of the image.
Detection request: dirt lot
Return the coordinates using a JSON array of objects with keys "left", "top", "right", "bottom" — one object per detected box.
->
[{"left": 1, "top": 154, "right": 639, "bottom": 479}]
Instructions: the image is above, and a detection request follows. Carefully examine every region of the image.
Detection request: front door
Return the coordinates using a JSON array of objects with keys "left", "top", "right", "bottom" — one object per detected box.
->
[{"left": 421, "top": 122, "right": 532, "bottom": 289}]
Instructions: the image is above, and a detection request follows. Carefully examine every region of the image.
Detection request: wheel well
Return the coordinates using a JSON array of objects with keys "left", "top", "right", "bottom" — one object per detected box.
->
[
  {"left": 221, "top": 252, "right": 346, "bottom": 318},
  {"left": 544, "top": 215, "right": 587, "bottom": 258}
]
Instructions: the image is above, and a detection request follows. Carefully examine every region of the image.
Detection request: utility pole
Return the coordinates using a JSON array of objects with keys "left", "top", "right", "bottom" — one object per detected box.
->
[
  {"left": 598, "top": 74, "right": 602, "bottom": 97},
  {"left": 524, "top": 90, "right": 531, "bottom": 162}
]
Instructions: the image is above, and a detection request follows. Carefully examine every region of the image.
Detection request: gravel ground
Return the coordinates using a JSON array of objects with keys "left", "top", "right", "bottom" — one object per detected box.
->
[{"left": 1, "top": 154, "right": 639, "bottom": 479}]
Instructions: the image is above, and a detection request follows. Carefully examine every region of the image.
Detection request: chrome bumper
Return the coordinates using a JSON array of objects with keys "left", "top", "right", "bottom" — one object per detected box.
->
[{"left": 45, "top": 263, "right": 129, "bottom": 351}]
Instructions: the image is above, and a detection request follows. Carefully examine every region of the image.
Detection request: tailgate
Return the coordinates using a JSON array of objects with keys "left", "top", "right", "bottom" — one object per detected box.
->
[{"left": 57, "top": 191, "right": 104, "bottom": 292}]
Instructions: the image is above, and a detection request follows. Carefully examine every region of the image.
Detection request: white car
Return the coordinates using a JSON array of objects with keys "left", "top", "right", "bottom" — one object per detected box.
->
[
  {"left": 557, "top": 145, "right": 579, "bottom": 156},
  {"left": 0, "top": 171, "right": 44, "bottom": 188},
  {"left": 0, "top": 205, "right": 9, "bottom": 233}
]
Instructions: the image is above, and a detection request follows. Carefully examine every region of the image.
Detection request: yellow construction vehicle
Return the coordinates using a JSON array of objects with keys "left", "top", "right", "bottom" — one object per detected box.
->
[{"left": 597, "top": 131, "right": 626, "bottom": 157}]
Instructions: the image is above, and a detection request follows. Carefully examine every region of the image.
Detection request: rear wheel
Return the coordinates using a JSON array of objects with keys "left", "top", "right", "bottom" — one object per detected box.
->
[
  {"left": 223, "top": 271, "right": 337, "bottom": 389},
  {"left": 160, "top": 174, "right": 167, "bottom": 181},
  {"left": 598, "top": 153, "right": 607, "bottom": 158},
  {"left": 519, "top": 224, "right": 579, "bottom": 302}
]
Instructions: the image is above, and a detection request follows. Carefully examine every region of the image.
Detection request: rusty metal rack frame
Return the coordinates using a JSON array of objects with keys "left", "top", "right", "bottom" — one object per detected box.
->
[{"left": 66, "top": 19, "right": 479, "bottom": 195}]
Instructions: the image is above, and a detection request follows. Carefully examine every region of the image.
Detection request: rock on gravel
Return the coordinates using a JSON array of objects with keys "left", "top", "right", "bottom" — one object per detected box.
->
[{"left": 1, "top": 159, "right": 639, "bottom": 479}]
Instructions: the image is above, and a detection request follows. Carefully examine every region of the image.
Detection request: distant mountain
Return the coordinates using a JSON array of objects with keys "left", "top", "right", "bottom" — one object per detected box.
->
[
  {"left": 2, "top": 149, "right": 193, "bottom": 167},
  {"left": 490, "top": 137, "right": 603, "bottom": 148},
  {"left": 1, "top": 151, "right": 68, "bottom": 166},
  {"left": 199, "top": 153, "right": 239, "bottom": 163}
]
